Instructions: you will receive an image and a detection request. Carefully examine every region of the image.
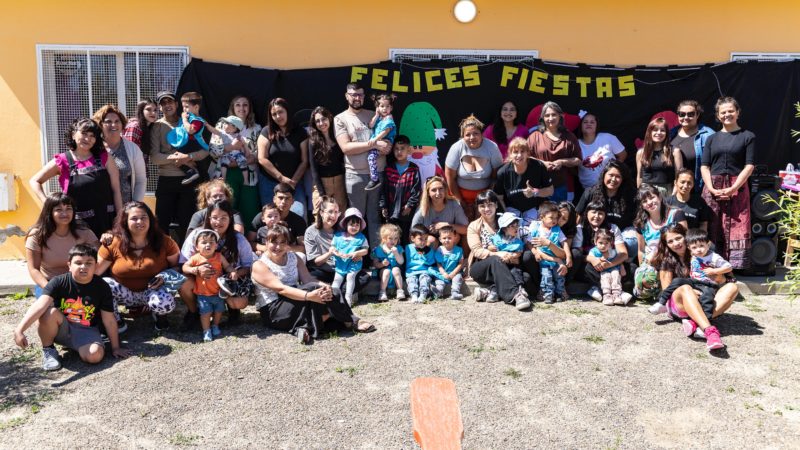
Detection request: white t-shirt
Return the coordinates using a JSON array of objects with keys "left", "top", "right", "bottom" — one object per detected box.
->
[{"left": 578, "top": 133, "right": 625, "bottom": 188}]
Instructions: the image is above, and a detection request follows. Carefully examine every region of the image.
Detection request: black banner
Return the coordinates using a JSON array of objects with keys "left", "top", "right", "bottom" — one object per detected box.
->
[{"left": 178, "top": 58, "right": 800, "bottom": 174}]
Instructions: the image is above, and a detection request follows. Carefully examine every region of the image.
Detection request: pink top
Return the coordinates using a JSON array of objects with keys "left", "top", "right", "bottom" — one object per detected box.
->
[
  {"left": 483, "top": 124, "right": 528, "bottom": 159},
  {"left": 53, "top": 151, "right": 109, "bottom": 194}
]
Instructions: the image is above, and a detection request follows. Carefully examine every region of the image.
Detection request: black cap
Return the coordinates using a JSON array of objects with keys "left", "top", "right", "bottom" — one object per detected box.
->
[{"left": 156, "top": 91, "right": 176, "bottom": 103}]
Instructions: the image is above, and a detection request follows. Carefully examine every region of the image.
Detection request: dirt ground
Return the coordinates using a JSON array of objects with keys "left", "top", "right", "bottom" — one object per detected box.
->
[{"left": 1, "top": 292, "right": 799, "bottom": 449}]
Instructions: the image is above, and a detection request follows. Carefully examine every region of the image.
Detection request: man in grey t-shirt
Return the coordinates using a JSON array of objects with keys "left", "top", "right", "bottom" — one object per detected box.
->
[{"left": 334, "top": 83, "right": 391, "bottom": 247}]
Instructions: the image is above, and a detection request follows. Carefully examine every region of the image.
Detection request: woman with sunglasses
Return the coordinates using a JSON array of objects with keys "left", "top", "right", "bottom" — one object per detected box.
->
[{"left": 670, "top": 100, "right": 715, "bottom": 193}]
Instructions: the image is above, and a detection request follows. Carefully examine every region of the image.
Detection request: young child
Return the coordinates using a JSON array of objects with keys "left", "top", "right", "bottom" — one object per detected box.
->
[
  {"left": 405, "top": 224, "right": 435, "bottom": 303},
  {"left": 182, "top": 230, "right": 238, "bottom": 342},
  {"left": 365, "top": 93, "right": 397, "bottom": 191},
  {"left": 214, "top": 115, "right": 254, "bottom": 185},
  {"left": 430, "top": 225, "right": 465, "bottom": 300},
  {"left": 380, "top": 135, "right": 421, "bottom": 245},
  {"left": 688, "top": 228, "right": 732, "bottom": 284},
  {"left": 254, "top": 203, "right": 282, "bottom": 257},
  {"left": 371, "top": 223, "right": 406, "bottom": 301},
  {"left": 167, "top": 91, "right": 220, "bottom": 185},
  {"left": 528, "top": 201, "right": 570, "bottom": 304},
  {"left": 13, "top": 244, "right": 129, "bottom": 371},
  {"left": 589, "top": 228, "right": 624, "bottom": 306},
  {"left": 331, "top": 208, "right": 369, "bottom": 306},
  {"left": 490, "top": 212, "right": 527, "bottom": 300}
]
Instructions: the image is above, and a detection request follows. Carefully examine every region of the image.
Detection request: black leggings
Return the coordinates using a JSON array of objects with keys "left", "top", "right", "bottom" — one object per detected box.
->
[
  {"left": 470, "top": 252, "right": 541, "bottom": 303},
  {"left": 258, "top": 282, "right": 360, "bottom": 338}
]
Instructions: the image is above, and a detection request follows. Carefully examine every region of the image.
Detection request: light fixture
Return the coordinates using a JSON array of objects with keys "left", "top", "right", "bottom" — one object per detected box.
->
[{"left": 453, "top": 0, "right": 477, "bottom": 23}]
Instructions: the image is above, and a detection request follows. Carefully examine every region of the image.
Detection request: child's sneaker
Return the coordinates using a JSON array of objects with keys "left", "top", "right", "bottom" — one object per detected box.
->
[
  {"left": 203, "top": 329, "right": 213, "bottom": 342},
  {"left": 602, "top": 295, "right": 614, "bottom": 306},
  {"left": 693, "top": 327, "right": 706, "bottom": 339},
  {"left": 474, "top": 287, "right": 489, "bottom": 302},
  {"left": 620, "top": 292, "right": 633, "bottom": 305},
  {"left": 364, "top": 179, "right": 382, "bottom": 191},
  {"left": 613, "top": 295, "right": 626, "bottom": 306},
  {"left": 396, "top": 289, "right": 406, "bottom": 300},
  {"left": 211, "top": 325, "right": 221, "bottom": 336},
  {"left": 451, "top": 291, "right": 464, "bottom": 301},
  {"left": 543, "top": 294, "right": 554, "bottom": 305},
  {"left": 558, "top": 291, "right": 569, "bottom": 302},
  {"left": 704, "top": 325, "right": 725, "bottom": 351},
  {"left": 41, "top": 346, "right": 62, "bottom": 371},
  {"left": 681, "top": 319, "right": 698, "bottom": 337},
  {"left": 587, "top": 286, "right": 602, "bottom": 302},
  {"left": 486, "top": 286, "right": 500, "bottom": 303},
  {"left": 515, "top": 288, "right": 532, "bottom": 311},
  {"left": 411, "top": 295, "right": 423, "bottom": 304},
  {"left": 648, "top": 302, "right": 668, "bottom": 315},
  {"left": 181, "top": 168, "right": 200, "bottom": 185},
  {"left": 378, "top": 291, "right": 388, "bottom": 302}
]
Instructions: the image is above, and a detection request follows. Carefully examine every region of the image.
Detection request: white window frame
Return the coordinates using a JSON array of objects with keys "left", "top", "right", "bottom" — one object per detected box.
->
[
  {"left": 36, "top": 44, "right": 190, "bottom": 195},
  {"left": 731, "top": 52, "right": 800, "bottom": 61},
  {"left": 390, "top": 48, "right": 538, "bottom": 63}
]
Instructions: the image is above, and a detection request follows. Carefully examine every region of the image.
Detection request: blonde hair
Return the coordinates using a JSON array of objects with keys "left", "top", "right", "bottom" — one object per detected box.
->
[
  {"left": 196, "top": 179, "right": 234, "bottom": 210},
  {"left": 505, "top": 137, "right": 531, "bottom": 163},
  {"left": 419, "top": 176, "right": 456, "bottom": 217},
  {"left": 379, "top": 223, "right": 401, "bottom": 242},
  {"left": 459, "top": 114, "right": 484, "bottom": 137}
]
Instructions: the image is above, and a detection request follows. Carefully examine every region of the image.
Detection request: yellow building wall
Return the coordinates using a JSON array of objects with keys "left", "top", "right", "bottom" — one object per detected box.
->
[{"left": 1, "top": 0, "right": 798, "bottom": 258}]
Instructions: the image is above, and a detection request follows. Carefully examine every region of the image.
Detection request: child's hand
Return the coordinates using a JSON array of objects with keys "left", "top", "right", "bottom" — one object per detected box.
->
[
  {"left": 557, "top": 263, "right": 568, "bottom": 277},
  {"left": 401, "top": 206, "right": 412, "bottom": 217},
  {"left": 181, "top": 111, "right": 188, "bottom": 121},
  {"left": 488, "top": 245, "right": 498, "bottom": 252},
  {"left": 620, "top": 265, "right": 627, "bottom": 277},
  {"left": 229, "top": 271, "right": 239, "bottom": 281},
  {"left": 702, "top": 267, "right": 716, "bottom": 275}
]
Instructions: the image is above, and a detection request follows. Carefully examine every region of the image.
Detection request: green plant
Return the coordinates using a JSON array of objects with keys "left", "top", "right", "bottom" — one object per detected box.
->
[
  {"left": 504, "top": 368, "right": 522, "bottom": 379},
  {"left": 335, "top": 366, "right": 358, "bottom": 377},
  {"left": 566, "top": 307, "right": 598, "bottom": 317},
  {"left": 766, "top": 191, "right": 800, "bottom": 298},
  {"left": 7, "top": 289, "right": 31, "bottom": 300},
  {"left": 791, "top": 102, "right": 800, "bottom": 142},
  {"left": 582, "top": 334, "right": 604, "bottom": 344},
  {"left": 169, "top": 433, "right": 201, "bottom": 446}
]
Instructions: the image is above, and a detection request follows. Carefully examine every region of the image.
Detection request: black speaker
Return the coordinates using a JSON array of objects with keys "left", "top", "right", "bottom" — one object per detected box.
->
[{"left": 746, "top": 174, "right": 781, "bottom": 276}]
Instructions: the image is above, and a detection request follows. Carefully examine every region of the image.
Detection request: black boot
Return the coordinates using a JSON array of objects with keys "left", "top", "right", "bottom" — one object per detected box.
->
[{"left": 220, "top": 308, "right": 241, "bottom": 329}]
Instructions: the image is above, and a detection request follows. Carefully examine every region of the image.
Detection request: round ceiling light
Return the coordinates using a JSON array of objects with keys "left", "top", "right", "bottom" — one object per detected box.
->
[{"left": 454, "top": 0, "right": 477, "bottom": 23}]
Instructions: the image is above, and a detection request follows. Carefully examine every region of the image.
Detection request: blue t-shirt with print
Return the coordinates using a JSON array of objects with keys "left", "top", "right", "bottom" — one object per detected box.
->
[
  {"left": 429, "top": 245, "right": 464, "bottom": 282},
  {"left": 372, "top": 116, "right": 396, "bottom": 144},
  {"left": 491, "top": 234, "right": 525, "bottom": 253},
  {"left": 589, "top": 247, "right": 619, "bottom": 273},
  {"left": 528, "top": 221, "right": 567, "bottom": 268},
  {"left": 332, "top": 231, "right": 368, "bottom": 275},
  {"left": 405, "top": 243, "right": 434, "bottom": 275}
]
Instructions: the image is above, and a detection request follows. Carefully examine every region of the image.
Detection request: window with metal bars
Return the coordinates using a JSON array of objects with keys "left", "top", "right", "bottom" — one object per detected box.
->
[
  {"left": 36, "top": 45, "right": 190, "bottom": 195},
  {"left": 389, "top": 48, "right": 538, "bottom": 63}
]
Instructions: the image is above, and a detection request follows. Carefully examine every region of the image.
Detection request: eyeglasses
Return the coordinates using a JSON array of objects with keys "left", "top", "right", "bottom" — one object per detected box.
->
[
  {"left": 677, "top": 111, "right": 696, "bottom": 118},
  {"left": 346, "top": 92, "right": 364, "bottom": 98}
]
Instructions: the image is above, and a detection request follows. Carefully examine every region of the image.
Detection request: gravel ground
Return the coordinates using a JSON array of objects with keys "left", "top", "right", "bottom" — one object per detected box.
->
[{"left": 1, "top": 292, "right": 799, "bottom": 449}]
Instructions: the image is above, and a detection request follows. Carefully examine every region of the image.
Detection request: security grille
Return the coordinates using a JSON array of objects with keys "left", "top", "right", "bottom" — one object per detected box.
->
[
  {"left": 390, "top": 48, "right": 538, "bottom": 63},
  {"left": 36, "top": 45, "right": 190, "bottom": 195},
  {"left": 731, "top": 52, "right": 800, "bottom": 61}
]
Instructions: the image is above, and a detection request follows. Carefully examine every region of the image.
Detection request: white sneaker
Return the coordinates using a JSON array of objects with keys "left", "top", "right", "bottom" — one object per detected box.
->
[
  {"left": 378, "top": 291, "right": 388, "bottom": 302},
  {"left": 396, "top": 289, "right": 406, "bottom": 300},
  {"left": 587, "top": 286, "right": 602, "bottom": 302},
  {"left": 648, "top": 302, "right": 668, "bottom": 315},
  {"left": 620, "top": 292, "right": 633, "bottom": 305},
  {"left": 515, "top": 288, "right": 532, "bottom": 310}
]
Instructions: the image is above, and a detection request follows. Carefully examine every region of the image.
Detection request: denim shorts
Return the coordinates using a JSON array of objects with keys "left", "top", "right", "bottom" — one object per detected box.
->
[{"left": 197, "top": 295, "right": 226, "bottom": 315}]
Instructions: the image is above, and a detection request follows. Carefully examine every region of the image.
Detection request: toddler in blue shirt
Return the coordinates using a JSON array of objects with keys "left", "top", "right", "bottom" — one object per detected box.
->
[
  {"left": 430, "top": 225, "right": 465, "bottom": 300},
  {"left": 405, "top": 224, "right": 435, "bottom": 303},
  {"left": 372, "top": 223, "right": 406, "bottom": 301},
  {"left": 331, "top": 208, "right": 369, "bottom": 306}
]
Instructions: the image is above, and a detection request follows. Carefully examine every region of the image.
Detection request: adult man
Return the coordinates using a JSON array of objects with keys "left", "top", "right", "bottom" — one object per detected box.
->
[
  {"left": 13, "top": 244, "right": 130, "bottom": 371},
  {"left": 150, "top": 90, "right": 209, "bottom": 245},
  {"left": 249, "top": 183, "right": 307, "bottom": 252},
  {"left": 335, "top": 83, "right": 391, "bottom": 247}
]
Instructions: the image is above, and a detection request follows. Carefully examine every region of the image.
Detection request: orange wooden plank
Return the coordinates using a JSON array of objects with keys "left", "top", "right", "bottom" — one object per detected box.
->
[{"left": 410, "top": 377, "right": 464, "bottom": 450}]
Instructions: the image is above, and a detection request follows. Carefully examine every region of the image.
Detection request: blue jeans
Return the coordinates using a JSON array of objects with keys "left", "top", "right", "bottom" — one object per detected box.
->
[
  {"left": 257, "top": 171, "right": 307, "bottom": 219},
  {"left": 406, "top": 272, "right": 432, "bottom": 299},
  {"left": 197, "top": 295, "right": 226, "bottom": 315},
  {"left": 548, "top": 185, "right": 573, "bottom": 203},
  {"left": 540, "top": 264, "right": 565, "bottom": 299}
]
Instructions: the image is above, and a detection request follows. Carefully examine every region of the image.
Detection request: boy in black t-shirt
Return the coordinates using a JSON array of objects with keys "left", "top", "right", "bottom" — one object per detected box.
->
[{"left": 13, "top": 244, "right": 130, "bottom": 371}]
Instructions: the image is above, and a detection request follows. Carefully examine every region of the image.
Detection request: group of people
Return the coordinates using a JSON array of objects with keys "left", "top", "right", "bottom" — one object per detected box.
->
[{"left": 14, "top": 83, "right": 756, "bottom": 371}]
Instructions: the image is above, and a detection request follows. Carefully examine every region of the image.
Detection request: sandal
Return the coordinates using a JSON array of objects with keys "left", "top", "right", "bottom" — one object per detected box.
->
[{"left": 355, "top": 320, "right": 376, "bottom": 333}]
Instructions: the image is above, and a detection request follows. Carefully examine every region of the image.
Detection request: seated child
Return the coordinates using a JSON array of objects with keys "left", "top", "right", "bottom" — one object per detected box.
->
[
  {"left": 588, "top": 228, "right": 624, "bottom": 306},
  {"left": 182, "top": 230, "right": 238, "bottom": 342},
  {"left": 13, "top": 244, "right": 129, "bottom": 371},
  {"left": 528, "top": 201, "right": 570, "bottom": 304},
  {"left": 365, "top": 93, "right": 397, "bottom": 191},
  {"left": 331, "top": 208, "right": 369, "bottom": 306},
  {"left": 167, "top": 91, "right": 220, "bottom": 185},
  {"left": 430, "top": 225, "right": 465, "bottom": 300},
  {"left": 372, "top": 223, "right": 406, "bottom": 301},
  {"left": 405, "top": 224, "right": 435, "bottom": 303},
  {"left": 255, "top": 203, "right": 282, "bottom": 257},
  {"left": 214, "top": 115, "right": 255, "bottom": 185},
  {"left": 489, "top": 212, "right": 527, "bottom": 303},
  {"left": 688, "top": 228, "right": 732, "bottom": 284}
]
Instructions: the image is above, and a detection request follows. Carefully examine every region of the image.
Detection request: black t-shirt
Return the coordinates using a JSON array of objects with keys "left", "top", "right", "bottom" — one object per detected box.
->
[
  {"left": 259, "top": 126, "right": 308, "bottom": 181},
  {"left": 187, "top": 209, "right": 244, "bottom": 235},
  {"left": 701, "top": 129, "right": 756, "bottom": 176},
  {"left": 252, "top": 211, "right": 307, "bottom": 242},
  {"left": 665, "top": 194, "right": 711, "bottom": 230},
  {"left": 671, "top": 133, "right": 697, "bottom": 172},
  {"left": 314, "top": 142, "right": 345, "bottom": 178},
  {"left": 42, "top": 273, "right": 114, "bottom": 328},
  {"left": 495, "top": 159, "right": 552, "bottom": 212},
  {"left": 576, "top": 188, "right": 636, "bottom": 230},
  {"left": 641, "top": 149, "right": 675, "bottom": 185}
]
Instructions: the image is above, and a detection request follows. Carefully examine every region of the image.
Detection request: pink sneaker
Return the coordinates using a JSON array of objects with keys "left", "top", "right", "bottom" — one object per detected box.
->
[
  {"left": 704, "top": 325, "right": 725, "bottom": 351},
  {"left": 681, "top": 319, "right": 698, "bottom": 337}
]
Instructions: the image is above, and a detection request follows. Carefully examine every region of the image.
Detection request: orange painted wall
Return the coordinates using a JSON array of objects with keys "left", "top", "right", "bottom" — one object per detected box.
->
[{"left": 1, "top": 0, "right": 798, "bottom": 257}]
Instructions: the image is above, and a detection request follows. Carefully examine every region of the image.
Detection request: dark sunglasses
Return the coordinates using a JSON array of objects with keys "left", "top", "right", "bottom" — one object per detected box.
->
[{"left": 677, "top": 111, "right": 697, "bottom": 118}]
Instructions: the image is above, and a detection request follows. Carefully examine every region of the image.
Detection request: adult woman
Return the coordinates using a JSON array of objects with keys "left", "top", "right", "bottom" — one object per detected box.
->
[
  {"left": 257, "top": 98, "right": 308, "bottom": 218},
  {"left": 212, "top": 95, "right": 262, "bottom": 229},
  {"left": 303, "top": 106, "right": 347, "bottom": 212},
  {"left": 444, "top": 115, "right": 503, "bottom": 220},
  {"left": 495, "top": 137, "right": 554, "bottom": 224},
  {"left": 650, "top": 223, "right": 737, "bottom": 351},
  {"left": 411, "top": 176, "right": 469, "bottom": 246},
  {"left": 636, "top": 117, "right": 682, "bottom": 195},
  {"left": 122, "top": 98, "right": 159, "bottom": 155},
  {"left": 467, "top": 190, "right": 533, "bottom": 310},
  {"left": 181, "top": 200, "right": 255, "bottom": 327},
  {"left": 26, "top": 193, "right": 98, "bottom": 297},
  {"left": 253, "top": 223, "right": 374, "bottom": 344},
  {"left": 670, "top": 100, "right": 715, "bottom": 193},
  {"left": 527, "top": 101, "right": 581, "bottom": 202},
  {"left": 93, "top": 104, "right": 147, "bottom": 204},
  {"left": 30, "top": 118, "right": 123, "bottom": 237},
  {"left": 632, "top": 185, "right": 688, "bottom": 299},
  {"left": 576, "top": 160, "right": 638, "bottom": 258},
  {"left": 483, "top": 100, "right": 529, "bottom": 159},
  {"left": 577, "top": 112, "right": 626, "bottom": 190},
  {"left": 96, "top": 202, "right": 185, "bottom": 331},
  {"left": 665, "top": 169, "right": 711, "bottom": 230},
  {"left": 186, "top": 179, "right": 245, "bottom": 235},
  {"left": 570, "top": 201, "right": 632, "bottom": 303},
  {"left": 701, "top": 96, "right": 755, "bottom": 269}
]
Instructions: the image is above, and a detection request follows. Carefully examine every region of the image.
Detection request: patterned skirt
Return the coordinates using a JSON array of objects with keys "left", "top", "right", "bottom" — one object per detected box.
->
[{"left": 701, "top": 174, "right": 751, "bottom": 269}]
